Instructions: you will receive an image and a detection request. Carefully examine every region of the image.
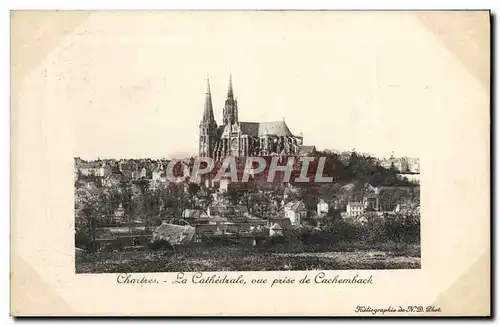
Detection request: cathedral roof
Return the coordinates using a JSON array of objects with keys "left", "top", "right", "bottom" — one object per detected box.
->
[
  {"left": 299, "top": 145, "right": 316, "bottom": 155},
  {"left": 239, "top": 121, "right": 293, "bottom": 137}
]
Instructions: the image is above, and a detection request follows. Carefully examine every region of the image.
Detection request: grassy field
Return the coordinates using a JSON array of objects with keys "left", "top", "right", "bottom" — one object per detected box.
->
[{"left": 75, "top": 242, "right": 421, "bottom": 273}]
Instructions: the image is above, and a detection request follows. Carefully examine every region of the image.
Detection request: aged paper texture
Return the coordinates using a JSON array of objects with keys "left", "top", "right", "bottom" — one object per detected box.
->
[{"left": 11, "top": 10, "right": 490, "bottom": 316}]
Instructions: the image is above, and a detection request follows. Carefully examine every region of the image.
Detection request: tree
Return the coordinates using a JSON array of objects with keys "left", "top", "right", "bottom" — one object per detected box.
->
[
  {"left": 141, "top": 188, "right": 161, "bottom": 232},
  {"left": 162, "top": 182, "right": 190, "bottom": 219},
  {"left": 98, "top": 188, "right": 124, "bottom": 225},
  {"left": 196, "top": 185, "right": 213, "bottom": 209},
  {"left": 389, "top": 162, "right": 398, "bottom": 173},
  {"left": 75, "top": 192, "right": 99, "bottom": 251},
  {"left": 253, "top": 191, "right": 273, "bottom": 218},
  {"left": 301, "top": 188, "right": 319, "bottom": 217},
  {"left": 118, "top": 183, "right": 134, "bottom": 234},
  {"left": 223, "top": 187, "right": 241, "bottom": 206},
  {"left": 187, "top": 183, "right": 201, "bottom": 202},
  {"left": 237, "top": 183, "right": 258, "bottom": 213},
  {"left": 326, "top": 207, "right": 342, "bottom": 221}
]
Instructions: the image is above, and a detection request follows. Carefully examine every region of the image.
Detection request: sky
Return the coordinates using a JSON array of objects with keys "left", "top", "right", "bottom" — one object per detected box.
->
[{"left": 18, "top": 11, "right": 486, "bottom": 160}]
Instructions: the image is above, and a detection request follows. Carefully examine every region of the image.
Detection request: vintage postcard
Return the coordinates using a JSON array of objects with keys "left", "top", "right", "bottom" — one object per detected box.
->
[{"left": 11, "top": 10, "right": 490, "bottom": 316}]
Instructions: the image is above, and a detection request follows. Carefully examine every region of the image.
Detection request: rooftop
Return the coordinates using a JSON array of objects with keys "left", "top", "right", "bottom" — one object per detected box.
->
[
  {"left": 239, "top": 121, "right": 293, "bottom": 137},
  {"left": 284, "top": 200, "right": 305, "bottom": 211}
]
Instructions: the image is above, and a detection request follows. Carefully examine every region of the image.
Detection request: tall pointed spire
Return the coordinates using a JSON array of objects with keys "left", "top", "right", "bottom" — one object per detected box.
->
[
  {"left": 227, "top": 73, "right": 233, "bottom": 98},
  {"left": 199, "top": 76, "right": 217, "bottom": 159},
  {"left": 223, "top": 72, "right": 238, "bottom": 125},
  {"left": 203, "top": 76, "right": 214, "bottom": 121},
  {"left": 206, "top": 75, "right": 211, "bottom": 94}
]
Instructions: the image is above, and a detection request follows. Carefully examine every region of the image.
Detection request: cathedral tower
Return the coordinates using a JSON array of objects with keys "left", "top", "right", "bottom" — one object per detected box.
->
[
  {"left": 222, "top": 74, "right": 239, "bottom": 125},
  {"left": 199, "top": 78, "right": 218, "bottom": 157}
]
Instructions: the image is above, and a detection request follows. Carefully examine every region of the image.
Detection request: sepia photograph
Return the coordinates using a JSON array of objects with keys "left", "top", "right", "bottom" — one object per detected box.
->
[
  {"left": 74, "top": 63, "right": 420, "bottom": 273},
  {"left": 11, "top": 9, "right": 490, "bottom": 316}
]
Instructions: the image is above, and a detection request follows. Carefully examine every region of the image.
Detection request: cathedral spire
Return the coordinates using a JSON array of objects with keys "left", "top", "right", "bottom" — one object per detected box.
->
[
  {"left": 206, "top": 75, "right": 211, "bottom": 94},
  {"left": 199, "top": 76, "right": 217, "bottom": 158},
  {"left": 227, "top": 73, "right": 233, "bottom": 98},
  {"left": 223, "top": 73, "right": 238, "bottom": 125},
  {"left": 203, "top": 76, "right": 214, "bottom": 121}
]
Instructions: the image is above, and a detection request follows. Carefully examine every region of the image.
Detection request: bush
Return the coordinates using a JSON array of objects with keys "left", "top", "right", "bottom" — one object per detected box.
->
[
  {"left": 100, "top": 242, "right": 123, "bottom": 252},
  {"left": 75, "top": 232, "right": 90, "bottom": 250},
  {"left": 323, "top": 219, "right": 362, "bottom": 243},
  {"left": 299, "top": 214, "right": 420, "bottom": 246},
  {"left": 149, "top": 239, "right": 175, "bottom": 251}
]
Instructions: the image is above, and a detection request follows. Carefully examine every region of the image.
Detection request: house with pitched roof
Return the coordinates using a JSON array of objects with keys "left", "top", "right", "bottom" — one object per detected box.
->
[
  {"left": 76, "top": 160, "right": 101, "bottom": 176},
  {"left": 283, "top": 200, "right": 306, "bottom": 225},
  {"left": 182, "top": 208, "right": 209, "bottom": 225},
  {"left": 119, "top": 161, "right": 139, "bottom": 180},
  {"left": 99, "top": 162, "right": 113, "bottom": 178},
  {"left": 269, "top": 223, "right": 284, "bottom": 237},
  {"left": 102, "top": 163, "right": 130, "bottom": 187}
]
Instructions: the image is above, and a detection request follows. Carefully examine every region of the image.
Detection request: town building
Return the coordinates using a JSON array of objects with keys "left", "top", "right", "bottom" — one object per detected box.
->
[
  {"left": 152, "top": 163, "right": 167, "bottom": 181},
  {"left": 317, "top": 199, "right": 329, "bottom": 217},
  {"left": 343, "top": 183, "right": 420, "bottom": 217},
  {"left": 75, "top": 160, "right": 101, "bottom": 176},
  {"left": 150, "top": 163, "right": 169, "bottom": 190},
  {"left": 140, "top": 166, "right": 152, "bottom": 180},
  {"left": 103, "top": 171, "right": 125, "bottom": 188},
  {"left": 182, "top": 208, "right": 210, "bottom": 225},
  {"left": 269, "top": 223, "right": 284, "bottom": 237},
  {"left": 346, "top": 201, "right": 364, "bottom": 217},
  {"left": 99, "top": 162, "right": 112, "bottom": 178},
  {"left": 284, "top": 200, "right": 306, "bottom": 225},
  {"left": 379, "top": 155, "right": 420, "bottom": 174},
  {"left": 119, "top": 161, "right": 139, "bottom": 180},
  {"left": 152, "top": 222, "right": 196, "bottom": 245},
  {"left": 363, "top": 183, "right": 419, "bottom": 212},
  {"left": 113, "top": 203, "right": 125, "bottom": 222}
]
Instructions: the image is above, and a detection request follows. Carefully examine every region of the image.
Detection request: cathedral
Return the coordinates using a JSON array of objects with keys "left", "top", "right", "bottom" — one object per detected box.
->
[{"left": 199, "top": 75, "right": 314, "bottom": 160}]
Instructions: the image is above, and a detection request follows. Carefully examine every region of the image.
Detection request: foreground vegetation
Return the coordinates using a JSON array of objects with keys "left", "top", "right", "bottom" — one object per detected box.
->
[
  {"left": 76, "top": 241, "right": 420, "bottom": 273},
  {"left": 76, "top": 215, "right": 421, "bottom": 273},
  {"left": 75, "top": 151, "right": 421, "bottom": 273},
  {"left": 75, "top": 150, "right": 419, "bottom": 251}
]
